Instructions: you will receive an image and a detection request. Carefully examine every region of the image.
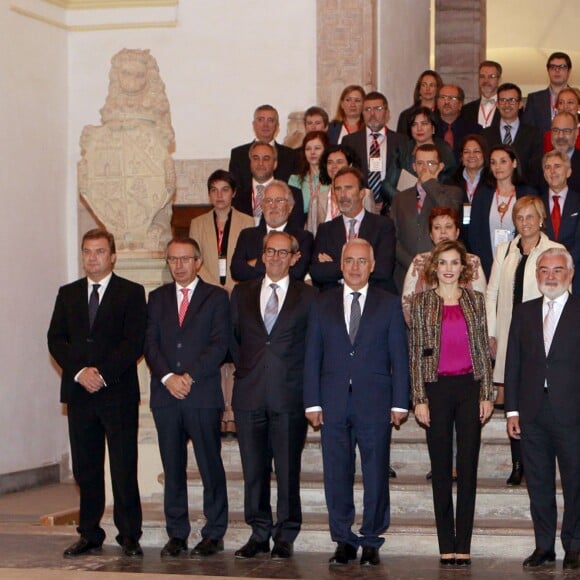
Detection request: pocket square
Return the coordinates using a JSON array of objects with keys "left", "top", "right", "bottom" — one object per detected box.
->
[{"left": 570, "top": 212, "right": 578, "bottom": 217}]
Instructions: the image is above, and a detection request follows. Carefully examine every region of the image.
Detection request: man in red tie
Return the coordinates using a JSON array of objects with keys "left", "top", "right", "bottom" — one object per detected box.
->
[
  {"left": 540, "top": 150, "right": 580, "bottom": 295},
  {"left": 145, "top": 237, "right": 230, "bottom": 558}
]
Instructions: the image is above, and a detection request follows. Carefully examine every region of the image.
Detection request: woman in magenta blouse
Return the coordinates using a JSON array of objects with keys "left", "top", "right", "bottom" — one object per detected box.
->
[{"left": 409, "top": 240, "right": 493, "bottom": 567}]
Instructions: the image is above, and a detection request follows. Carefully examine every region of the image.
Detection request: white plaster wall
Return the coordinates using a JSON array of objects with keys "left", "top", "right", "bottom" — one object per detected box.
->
[
  {"left": 0, "top": 7, "right": 70, "bottom": 475},
  {"left": 378, "top": 0, "right": 431, "bottom": 130}
]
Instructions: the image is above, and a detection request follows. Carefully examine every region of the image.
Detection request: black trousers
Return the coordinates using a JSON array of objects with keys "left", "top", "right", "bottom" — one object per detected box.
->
[
  {"left": 67, "top": 400, "right": 142, "bottom": 545},
  {"left": 425, "top": 374, "right": 482, "bottom": 554},
  {"left": 152, "top": 405, "right": 228, "bottom": 541},
  {"left": 235, "top": 408, "right": 307, "bottom": 544}
]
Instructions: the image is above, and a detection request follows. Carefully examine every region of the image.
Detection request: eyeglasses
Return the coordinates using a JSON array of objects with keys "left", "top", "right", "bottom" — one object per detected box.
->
[
  {"left": 363, "top": 106, "right": 385, "bottom": 113},
  {"left": 166, "top": 256, "right": 197, "bottom": 265},
  {"left": 415, "top": 160, "right": 440, "bottom": 167},
  {"left": 264, "top": 247, "right": 293, "bottom": 258},
  {"left": 438, "top": 95, "right": 460, "bottom": 102},
  {"left": 262, "top": 198, "right": 288, "bottom": 206},
  {"left": 498, "top": 97, "right": 520, "bottom": 104},
  {"left": 551, "top": 127, "right": 575, "bottom": 135},
  {"left": 549, "top": 64, "right": 569, "bottom": 71},
  {"left": 479, "top": 73, "right": 499, "bottom": 79},
  {"left": 344, "top": 257, "right": 369, "bottom": 266}
]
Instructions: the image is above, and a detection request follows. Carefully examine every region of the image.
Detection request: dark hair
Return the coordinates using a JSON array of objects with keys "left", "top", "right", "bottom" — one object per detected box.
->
[
  {"left": 305, "top": 106, "right": 329, "bottom": 127},
  {"left": 453, "top": 133, "right": 489, "bottom": 183},
  {"left": 547, "top": 52, "right": 572, "bottom": 70},
  {"left": 425, "top": 240, "right": 473, "bottom": 286},
  {"left": 406, "top": 105, "right": 436, "bottom": 139},
  {"left": 295, "top": 130, "right": 330, "bottom": 180},
  {"left": 364, "top": 91, "right": 388, "bottom": 108},
  {"left": 207, "top": 169, "right": 236, "bottom": 193},
  {"left": 334, "top": 166, "right": 365, "bottom": 189},
  {"left": 82, "top": 228, "right": 116, "bottom": 254},
  {"left": 487, "top": 145, "right": 523, "bottom": 185},
  {"left": 333, "top": 85, "right": 366, "bottom": 125},
  {"left": 479, "top": 60, "right": 503, "bottom": 76},
  {"left": 415, "top": 143, "right": 441, "bottom": 163},
  {"left": 319, "top": 144, "right": 361, "bottom": 185},
  {"left": 439, "top": 84, "right": 465, "bottom": 103},
  {"left": 262, "top": 231, "right": 299, "bottom": 254},
  {"left": 497, "top": 82, "right": 522, "bottom": 100},
  {"left": 413, "top": 70, "right": 443, "bottom": 104},
  {"left": 428, "top": 207, "right": 461, "bottom": 231},
  {"left": 166, "top": 237, "right": 201, "bottom": 259}
]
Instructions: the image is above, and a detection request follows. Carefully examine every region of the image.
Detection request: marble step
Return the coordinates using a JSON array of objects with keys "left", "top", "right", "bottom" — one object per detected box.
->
[{"left": 103, "top": 503, "right": 567, "bottom": 559}]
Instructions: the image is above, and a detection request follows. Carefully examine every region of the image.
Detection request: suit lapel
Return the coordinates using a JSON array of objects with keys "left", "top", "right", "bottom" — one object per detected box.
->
[
  {"left": 90, "top": 273, "right": 117, "bottom": 331},
  {"left": 353, "top": 288, "right": 379, "bottom": 345},
  {"left": 548, "top": 294, "right": 572, "bottom": 357},
  {"left": 271, "top": 280, "right": 300, "bottom": 334}
]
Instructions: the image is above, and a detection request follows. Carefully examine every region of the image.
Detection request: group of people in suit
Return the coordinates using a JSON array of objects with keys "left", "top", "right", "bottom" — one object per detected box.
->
[{"left": 46, "top": 50, "right": 580, "bottom": 571}]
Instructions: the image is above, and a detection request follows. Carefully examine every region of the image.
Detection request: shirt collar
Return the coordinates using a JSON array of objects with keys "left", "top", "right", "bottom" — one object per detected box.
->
[
  {"left": 176, "top": 277, "right": 199, "bottom": 293},
  {"left": 543, "top": 291, "right": 569, "bottom": 308},
  {"left": 342, "top": 207, "right": 365, "bottom": 225},
  {"left": 343, "top": 282, "right": 369, "bottom": 300},
  {"left": 263, "top": 274, "right": 290, "bottom": 293},
  {"left": 87, "top": 272, "right": 113, "bottom": 289},
  {"left": 266, "top": 222, "right": 287, "bottom": 233}
]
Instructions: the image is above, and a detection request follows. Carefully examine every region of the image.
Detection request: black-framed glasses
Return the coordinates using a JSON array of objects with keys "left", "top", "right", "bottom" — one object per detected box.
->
[{"left": 264, "top": 248, "right": 293, "bottom": 258}]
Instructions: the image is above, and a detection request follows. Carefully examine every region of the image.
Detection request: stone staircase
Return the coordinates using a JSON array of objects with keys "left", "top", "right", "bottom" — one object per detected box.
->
[{"left": 103, "top": 407, "right": 565, "bottom": 558}]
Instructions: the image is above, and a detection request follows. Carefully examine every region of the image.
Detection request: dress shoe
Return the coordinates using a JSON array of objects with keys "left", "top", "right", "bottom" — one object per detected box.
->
[
  {"left": 63, "top": 537, "right": 103, "bottom": 557},
  {"left": 360, "top": 546, "right": 380, "bottom": 566},
  {"left": 389, "top": 465, "right": 397, "bottom": 478},
  {"left": 439, "top": 557, "right": 455, "bottom": 566},
  {"left": 271, "top": 540, "right": 293, "bottom": 559},
  {"left": 455, "top": 558, "right": 471, "bottom": 566},
  {"left": 329, "top": 542, "right": 358, "bottom": 565},
  {"left": 121, "top": 538, "right": 143, "bottom": 557},
  {"left": 190, "top": 537, "right": 224, "bottom": 557},
  {"left": 522, "top": 548, "right": 556, "bottom": 567},
  {"left": 506, "top": 461, "right": 523, "bottom": 486},
  {"left": 235, "top": 539, "right": 270, "bottom": 558},
  {"left": 160, "top": 537, "right": 188, "bottom": 557},
  {"left": 564, "top": 550, "right": 580, "bottom": 570}
]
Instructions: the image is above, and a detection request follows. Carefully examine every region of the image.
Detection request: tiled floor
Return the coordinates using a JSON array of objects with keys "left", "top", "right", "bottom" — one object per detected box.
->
[{"left": 0, "top": 483, "right": 576, "bottom": 579}]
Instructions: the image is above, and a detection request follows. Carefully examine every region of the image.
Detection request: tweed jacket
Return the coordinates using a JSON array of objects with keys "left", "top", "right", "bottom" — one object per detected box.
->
[{"left": 409, "top": 287, "right": 493, "bottom": 406}]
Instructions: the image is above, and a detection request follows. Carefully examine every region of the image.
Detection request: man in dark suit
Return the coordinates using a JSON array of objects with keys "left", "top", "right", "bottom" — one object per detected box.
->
[
  {"left": 505, "top": 247, "right": 580, "bottom": 570},
  {"left": 522, "top": 52, "right": 572, "bottom": 137},
  {"left": 229, "top": 104, "right": 298, "bottom": 195},
  {"left": 342, "top": 91, "right": 408, "bottom": 210},
  {"left": 310, "top": 166, "right": 395, "bottom": 292},
  {"left": 462, "top": 60, "right": 502, "bottom": 129},
  {"left": 231, "top": 180, "right": 312, "bottom": 282},
  {"left": 47, "top": 229, "right": 146, "bottom": 558},
  {"left": 304, "top": 238, "right": 409, "bottom": 567},
  {"left": 230, "top": 231, "right": 317, "bottom": 559},
  {"left": 482, "top": 83, "right": 542, "bottom": 186},
  {"left": 390, "top": 144, "right": 464, "bottom": 292},
  {"left": 541, "top": 150, "right": 580, "bottom": 295},
  {"left": 145, "top": 237, "right": 230, "bottom": 558}
]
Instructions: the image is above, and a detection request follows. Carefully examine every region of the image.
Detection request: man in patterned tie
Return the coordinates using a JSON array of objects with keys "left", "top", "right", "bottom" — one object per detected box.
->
[
  {"left": 48, "top": 229, "right": 146, "bottom": 558},
  {"left": 230, "top": 231, "right": 317, "bottom": 560},
  {"left": 505, "top": 248, "right": 580, "bottom": 570},
  {"left": 145, "top": 237, "right": 230, "bottom": 559}
]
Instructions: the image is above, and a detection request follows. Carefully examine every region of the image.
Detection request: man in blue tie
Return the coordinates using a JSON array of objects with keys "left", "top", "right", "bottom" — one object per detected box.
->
[{"left": 230, "top": 231, "right": 317, "bottom": 560}]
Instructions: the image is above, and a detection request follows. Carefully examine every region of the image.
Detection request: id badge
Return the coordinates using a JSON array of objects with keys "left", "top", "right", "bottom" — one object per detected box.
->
[
  {"left": 494, "top": 228, "right": 511, "bottom": 248},
  {"left": 463, "top": 203, "right": 471, "bottom": 225},
  {"left": 369, "top": 157, "right": 383, "bottom": 172},
  {"left": 218, "top": 257, "right": 227, "bottom": 277}
]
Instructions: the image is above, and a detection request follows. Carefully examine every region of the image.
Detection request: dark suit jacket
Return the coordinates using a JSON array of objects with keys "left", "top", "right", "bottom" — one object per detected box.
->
[
  {"left": 462, "top": 98, "right": 501, "bottom": 130},
  {"left": 145, "top": 278, "right": 230, "bottom": 409},
  {"left": 482, "top": 123, "right": 542, "bottom": 186},
  {"left": 303, "top": 286, "right": 409, "bottom": 423},
  {"left": 310, "top": 211, "right": 396, "bottom": 291},
  {"left": 505, "top": 295, "right": 580, "bottom": 425},
  {"left": 468, "top": 183, "right": 538, "bottom": 278},
  {"left": 327, "top": 120, "right": 344, "bottom": 145},
  {"left": 230, "top": 221, "right": 313, "bottom": 282},
  {"left": 522, "top": 88, "right": 552, "bottom": 136},
  {"left": 536, "top": 150, "right": 580, "bottom": 195},
  {"left": 342, "top": 128, "right": 409, "bottom": 189},
  {"left": 229, "top": 141, "right": 298, "bottom": 196},
  {"left": 434, "top": 114, "right": 481, "bottom": 162},
  {"left": 47, "top": 273, "right": 146, "bottom": 405},
  {"left": 230, "top": 278, "right": 317, "bottom": 413}
]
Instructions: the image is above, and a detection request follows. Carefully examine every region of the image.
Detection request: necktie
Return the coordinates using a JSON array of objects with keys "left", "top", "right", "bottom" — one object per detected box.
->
[
  {"left": 348, "top": 218, "right": 356, "bottom": 240},
  {"left": 254, "top": 184, "right": 265, "bottom": 219},
  {"left": 178, "top": 288, "right": 189, "bottom": 326},
  {"left": 349, "top": 291, "right": 361, "bottom": 344},
  {"left": 264, "top": 283, "right": 279, "bottom": 334},
  {"left": 367, "top": 132, "right": 383, "bottom": 201},
  {"left": 444, "top": 124, "right": 454, "bottom": 148},
  {"left": 503, "top": 125, "right": 512, "bottom": 145},
  {"left": 551, "top": 195, "right": 561, "bottom": 240},
  {"left": 543, "top": 300, "right": 557, "bottom": 355},
  {"left": 88, "top": 283, "right": 101, "bottom": 329}
]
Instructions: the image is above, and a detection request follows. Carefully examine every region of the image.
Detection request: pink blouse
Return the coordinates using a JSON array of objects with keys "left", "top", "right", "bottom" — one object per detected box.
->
[{"left": 437, "top": 305, "right": 473, "bottom": 376}]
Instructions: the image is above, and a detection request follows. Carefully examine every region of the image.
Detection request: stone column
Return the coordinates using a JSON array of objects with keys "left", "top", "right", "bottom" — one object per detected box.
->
[{"left": 435, "top": 0, "right": 486, "bottom": 102}]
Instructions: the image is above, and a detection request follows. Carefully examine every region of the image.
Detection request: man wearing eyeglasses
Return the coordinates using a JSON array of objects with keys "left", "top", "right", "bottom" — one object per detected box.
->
[
  {"left": 145, "top": 237, "right": 230, "bottom": 559},
  {"left": 462, "top": 60, "right": 503, "bottom": 130},
  {"left": 230, "top": 231, "right": 317, "bottom": 559},
  {"left": 482, "top": 83, "right": 542, "bottom": 185},
  {"left": 342, "top": 91, "right": 409, "bottom": 208},
  {"left": 231, "top": 180, "right": 313, "bottom": 282},
  {"left": 523, "top": 52, "right": 572, "bottom": 136}
]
